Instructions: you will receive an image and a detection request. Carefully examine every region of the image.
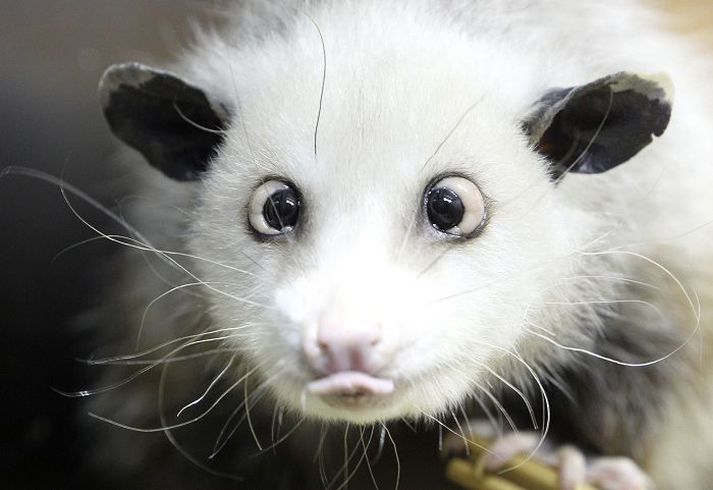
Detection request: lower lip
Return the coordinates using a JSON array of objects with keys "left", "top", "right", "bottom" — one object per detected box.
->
[
  {"left": 321, "top": 392, "right": 393, "bottom": 410},
  {"left": 307, "top": 371, "right": 395, "bottom": 397}
]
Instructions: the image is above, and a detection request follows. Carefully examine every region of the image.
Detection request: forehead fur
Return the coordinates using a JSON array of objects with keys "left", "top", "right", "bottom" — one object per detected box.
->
[{"left": 192, "top": 4, "right": 556, "bottom": 219}]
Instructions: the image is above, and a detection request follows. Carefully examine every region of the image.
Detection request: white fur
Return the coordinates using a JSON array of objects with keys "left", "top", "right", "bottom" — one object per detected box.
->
[{"left": 101, "top": 1, "right": 713, "bottom": 486}]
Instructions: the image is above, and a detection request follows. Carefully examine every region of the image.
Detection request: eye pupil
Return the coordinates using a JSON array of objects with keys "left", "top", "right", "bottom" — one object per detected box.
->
[
  {"left": 263, "top": 188, "right": 299, "bottom": 231},
  {"left": 427, "top": 187, "right": 464, "bottom": 231}
]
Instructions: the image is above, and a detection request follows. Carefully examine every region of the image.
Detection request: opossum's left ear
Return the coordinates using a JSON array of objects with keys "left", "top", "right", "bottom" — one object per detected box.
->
[
  {"left": 99, "top": 62, "right": 230, "bottom": 181},
  {"left": 524, "top": 72, "right": 673, "bottom": 179}
]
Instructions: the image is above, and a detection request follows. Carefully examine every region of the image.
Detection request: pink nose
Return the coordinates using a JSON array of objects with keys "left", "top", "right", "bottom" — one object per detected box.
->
[{"left": 313, "top": 323, "right": 382, "bottom": 374}]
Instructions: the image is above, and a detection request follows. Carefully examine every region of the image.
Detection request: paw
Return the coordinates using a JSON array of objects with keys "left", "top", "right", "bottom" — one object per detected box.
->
[
  {"left": 484, "top": 431, "right": 654, "bottom": 490},
  {"left": 444, "top": 423, "right": 653, "bottom": 490},
  {"left": 585, "top": 457, "right": 655, "bottom": 490}
]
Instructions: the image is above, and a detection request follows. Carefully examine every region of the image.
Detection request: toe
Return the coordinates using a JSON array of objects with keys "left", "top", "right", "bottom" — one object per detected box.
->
[
  {"left": 586, "top": 457, "right": 653, "bottom": 490},
  {"left": 558, "top": 445, "right": 587, "bottom": 490},
  {"left": 484, "top": 432, "right": 541, "bottom": 471}
]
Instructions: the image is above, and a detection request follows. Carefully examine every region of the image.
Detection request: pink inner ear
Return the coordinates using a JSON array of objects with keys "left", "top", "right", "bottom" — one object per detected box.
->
[{"left": 308, "top": 371, "right": 395, "bottom": 397}]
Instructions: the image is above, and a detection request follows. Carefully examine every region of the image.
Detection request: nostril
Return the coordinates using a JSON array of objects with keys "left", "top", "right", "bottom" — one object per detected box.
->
[{"left": 313, "top": 324, "right": 382, "bottom": 374}]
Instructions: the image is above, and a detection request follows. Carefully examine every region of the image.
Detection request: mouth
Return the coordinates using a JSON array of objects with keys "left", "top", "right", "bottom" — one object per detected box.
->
[{"left": 307, "top": 371, "right": 395, "bottom": 409}]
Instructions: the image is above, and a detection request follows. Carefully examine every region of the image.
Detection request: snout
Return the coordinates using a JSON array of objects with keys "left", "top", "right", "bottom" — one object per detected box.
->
[{"left": 304, "top": 316, "right": 395, "bottom": 399}]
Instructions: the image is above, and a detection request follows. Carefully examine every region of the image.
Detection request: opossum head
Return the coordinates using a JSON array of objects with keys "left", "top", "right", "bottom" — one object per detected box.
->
[{"left": 99, "top": 27, "right": 672, "bottom": 424}]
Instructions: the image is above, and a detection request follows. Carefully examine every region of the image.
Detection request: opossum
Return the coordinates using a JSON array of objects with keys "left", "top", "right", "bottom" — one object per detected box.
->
[{"left": 73, "top": 1, "right": 713, "bottom": 489}]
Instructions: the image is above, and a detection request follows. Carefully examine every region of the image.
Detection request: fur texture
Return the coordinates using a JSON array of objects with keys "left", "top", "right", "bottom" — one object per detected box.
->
[{"left": 82, "top": 1, "right": 713, "bottom": 488}]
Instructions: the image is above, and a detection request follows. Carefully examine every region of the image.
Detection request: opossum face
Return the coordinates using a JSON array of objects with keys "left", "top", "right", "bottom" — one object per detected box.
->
[{"left": 100, "top": 37, "right": 671, "bottom": 424}]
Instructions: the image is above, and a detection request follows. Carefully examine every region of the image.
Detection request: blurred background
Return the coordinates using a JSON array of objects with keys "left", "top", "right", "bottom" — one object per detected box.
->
[
  {"left": 0, "top": 2, "right": 218, "bottom": 488},
  {"left": 0, "top": 1, "right": 710, "bottom": 488}
]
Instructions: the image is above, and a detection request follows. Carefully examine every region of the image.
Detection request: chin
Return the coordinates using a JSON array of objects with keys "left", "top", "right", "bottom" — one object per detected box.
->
[{"left": 274, "top": 383, "right": 411, "bottom": 425}]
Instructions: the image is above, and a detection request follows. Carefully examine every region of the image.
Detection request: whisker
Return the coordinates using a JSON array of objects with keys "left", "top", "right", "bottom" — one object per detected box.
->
[
  {"left": 87, "top": 365, "right": 259, "bottom": 433},
  {"left": 172, "top": 101, "right": 229, "bottom": 135},
  {"left": 318, "top": 423, "right": 329, "bottom": 487},
  {"left": 381, "top": 423, "right": 401, "bottom": 490},
  {"left": 60, "top": 333, "right": 245, "bottom": 398},
  {"left": 371, "top": 424, "right": 387, "bottom": 467},
  {"left": 473, "top": 362, "right": 537, "bottom": 430},
  {"left": 415, "top": 247, "right": 451, "bottom": 280},
  {"left": 224, "top": 48, "right": 255, "bottom": 157},
  {"left": 525, "top": 326, "right": 687, "bottom": 368},
  {"left": 333, "top": 425, "right": 376, "bottom": 490},
  {"left": 325, "top": 424, "right": 358, "bottom": 490},
  {"left": 473, "top": 382, "right": 517, "bottom": 433},
  {"left": 551, "top": 274, "right": 660, "bottom": 291},
  {"left": 157, "top": 360, "right": 244, "bottom": 481},
  {"left": 307, "top": 15, "right": 327, "bottom": 158},
  {"left": 177, "top": 354, "right": 236, "bottom": 418},
  {"left": 543, "top": 298, "right": 666, "bottom": 318},
  {"left": 552, "top": 89, "right": 614, "bottom": 186},
  {"left": 90, "top": 348, "right": 237, "bottom": 366},
  {"left": 256, "top": 416, "right": 305, "bottom": 454},
  {"left": 399, "top": 418, "right": 417, "bottom": 433},
  {"left": 360, "top": 426, "right": 380, "bottom": 490},
  {"left": 470, "top": 392, "right": 501, "bottom": 437},
  {"left": 500, "top": 88, "right": 614, "bottom": 213},
  {"left": 136, "top": 281, "right": 220, "bottom": 350},
  {"left": 243, "top": 373, "right": 263, "bottom": 451},
  {"left": 209, "top": 383, "right": 270, "bottom": 459},
  {"left": 2, "top": 167, "right": 266, "bottom": 314},
  {"left": 270, "top": 402, "right": 280, "bottom": 449},
  {"left": 581, "top": 249, "right": 699, "bottom": 323},
  {"left": 396, "top": 210, "right": 419, "bottom": 265},
  {"left": 420, "top": 96, "right": 484, "bottom": 172},
  {"left": 458, "top": 404, "right": 475, "bottom": 441},
  {"left": 83, "top": 324, "right": 260, "bottom": 365},
  {"left": 210, "top": 369, "right": 286, "bottom": 458},
  {"left": 417, "top": 410, "right": 492, "bottom": 455},
  {"left": 471, "top": 341, "right": 551, "bottom": 474},
  {"left": 451, "top": 410, "right": 470, "bottom": 457}
]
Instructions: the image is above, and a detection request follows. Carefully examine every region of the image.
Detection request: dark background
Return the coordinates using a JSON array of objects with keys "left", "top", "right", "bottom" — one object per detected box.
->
[
  {"left": 0, "top": 2, "right": 215, "bottom": 487},
  {"left": 1, "top": 1, "right": 710, "bottom": 489}
]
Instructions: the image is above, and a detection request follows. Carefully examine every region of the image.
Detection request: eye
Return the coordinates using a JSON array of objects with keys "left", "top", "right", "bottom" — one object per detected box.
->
[
  {"left": 425, "top": 176, "right": 486, "bottom": 237},
  {"left": 249, "top": 180, "right": 301, "bottom": 236}
]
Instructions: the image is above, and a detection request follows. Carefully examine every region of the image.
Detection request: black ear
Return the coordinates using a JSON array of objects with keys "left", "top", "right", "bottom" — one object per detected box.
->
[
  {"left": 99, "top": 63, "right": 230, "bottom": 181},
  {"left": 524, "top": 72, "right": 673, "bottom": 179}
]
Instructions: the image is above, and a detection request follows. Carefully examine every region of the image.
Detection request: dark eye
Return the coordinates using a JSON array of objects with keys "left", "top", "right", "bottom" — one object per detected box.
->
[
  {"left": 249, "top": 180, "right": 300, "bottom": 235},
  {"left": 425, "top": 176, "right": 486, "bottom": 236}
]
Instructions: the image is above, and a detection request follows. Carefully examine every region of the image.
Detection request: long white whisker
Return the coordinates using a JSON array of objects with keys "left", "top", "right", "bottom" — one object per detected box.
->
[
  {"left": 4, "top": 168, "right": 269, "bottom": 313},
  {"left": 60, "top": 333, "right": 245, "bottom": 398},
  {"left": 471, "top": 341, "right": 550, "bottom": 474},
  {"left": 172, "top": 101, "right": 229, "bottom": 135},
  {"left": 157, "top": 359, "right": 244, "bottom": 481},
  {"left": 90, "top": 348, "right": 237, "bottom": 366},
  {"left": 88, "top": 365, "right": 260, "bottom": 433},
  {"left": 473, "top": 361, "right": 538, "bottom": 430},
  {"left": 83, "top": 324, "right": 260, "bottom": 365},
  {"left": 360, "top": 426, "right": 380, "bottom": 490},
  {"left": 451, "top": 410, "right": 470, "bottom": 457},
  {"left": 473, "top": 382, "right": 518, "bottom": 433},
  {"left": 209, "top": 370, "right": 284, "bottom": 458},
  {"left": 257, "top": 416, "right": 306, "bottom": 454},
  {"left": 417, "top": 410, "right": 492, "bottom": 455},
  {"left": 381, "top": 423, "right": 400, "bottom": 490},
  {"left": 177, "top": 354, "right": 236, "bottom": 418},
  {"left": 333, "top": 425, "right": 376, "bottom": 490},
  {"left": 244, "top": 372, "right": 263, "bottom": 451}
]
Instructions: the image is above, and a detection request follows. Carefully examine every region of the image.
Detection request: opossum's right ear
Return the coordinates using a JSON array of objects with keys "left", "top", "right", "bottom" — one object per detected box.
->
[{"left": 99, "top": 62, "right": 230, "bottom": 181}]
